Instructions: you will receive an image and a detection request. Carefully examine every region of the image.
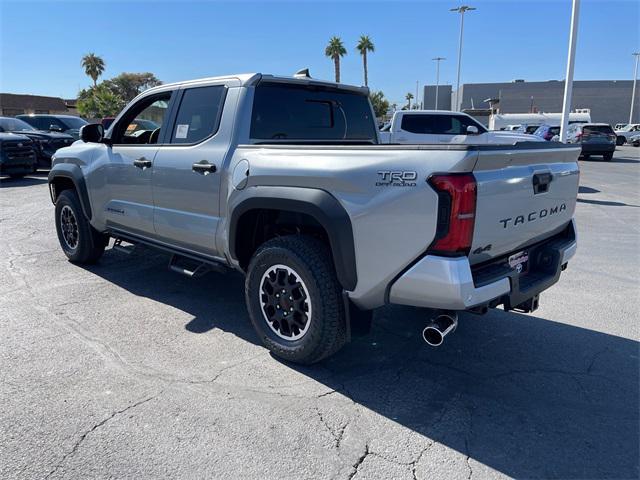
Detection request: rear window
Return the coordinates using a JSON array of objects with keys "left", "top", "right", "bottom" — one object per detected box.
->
[
  {"left": 250, "top": 82, "right": 376, "bottom": 142},
  {"left": 584, "top": 125, "right": 614, "bottom": 135}
]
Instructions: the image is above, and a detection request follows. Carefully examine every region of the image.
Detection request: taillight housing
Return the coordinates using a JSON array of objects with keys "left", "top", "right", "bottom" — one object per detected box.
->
[{"left": 428, "top": 173, "right": 477, "bottom": 255}]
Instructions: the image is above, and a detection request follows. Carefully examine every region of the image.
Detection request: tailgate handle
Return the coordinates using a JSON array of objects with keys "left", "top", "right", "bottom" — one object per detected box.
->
[{"left": 532, "top": 172, "right": 553, "bottom": 194}]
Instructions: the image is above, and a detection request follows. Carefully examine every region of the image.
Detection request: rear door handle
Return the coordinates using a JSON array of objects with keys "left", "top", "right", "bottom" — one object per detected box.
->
[
  {"left": 192, "top": 161, "right": 217, "bottom": 175},
  {"left": 133, "top": 157, "right": 152, "bottom": 169}
]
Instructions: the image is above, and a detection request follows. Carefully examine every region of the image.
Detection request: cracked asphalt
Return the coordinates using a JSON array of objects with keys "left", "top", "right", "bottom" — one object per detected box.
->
[{"left": 1, "top": 146, "right": 638, "bottom": 479}]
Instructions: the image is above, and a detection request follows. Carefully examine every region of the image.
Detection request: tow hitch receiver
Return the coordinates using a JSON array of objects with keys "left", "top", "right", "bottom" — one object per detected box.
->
[{"left": 513, "top": 294, "right": 540, "bottom": 313}]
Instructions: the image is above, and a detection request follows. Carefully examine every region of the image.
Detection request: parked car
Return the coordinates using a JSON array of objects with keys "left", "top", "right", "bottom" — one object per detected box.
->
[
  {"left": 614, "top": 123, "right": 640, "bottom": 145},
  {"left": 515, "top": 124, "right": 543, "bottom": 135},
  {"left": 0, "top": 116, "right": 74, "bottom": 169},
  {"left": 566, "top": 123, "right": 616, "bottom": 161},
  {"left": 0, "top": 132, "right": 37, "bottom": 178},
  {"left": 48, "top": 72, "right": 579, "bottom": 363},
  {"left": 533, "top": 124, "right": 561, "bottom": 141},
  {"left": 16, "top": 114, "right": 88, "bottom": 140},
  {"left": 378, "top": 110, "right": 542, "bottom": 144}
]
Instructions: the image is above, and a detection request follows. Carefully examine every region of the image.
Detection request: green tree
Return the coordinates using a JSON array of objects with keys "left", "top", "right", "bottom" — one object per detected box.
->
[
  {"left": 356, "top": 35, "right": 375, "bottom": 87},
  {"left": 369, "top": 91, "right": 389, "bottom": 118},
  {"left": 325, "top": 36, "right": 347, "bottom": 83},
  {"left": 81, "top": 53, "right": 105, "bottom": 87},
  {"left": 77, "top": 84, "right": 124, "bottom": 119},
  {"left": 405, "top": 92, "right": 414, "bottom": 109},
  {"left": 104, "top": 72, "right": 162, "bottom": 103}
]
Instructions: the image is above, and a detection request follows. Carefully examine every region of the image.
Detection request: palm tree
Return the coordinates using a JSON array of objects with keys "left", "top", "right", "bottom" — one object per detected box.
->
[
  {"left": 356, "top": 35, "right": 375, "bottom": 87},
  {"left": 405, "top": 92, "right": 414, "bottom": 109},
  {"left": 325, "top": 37, "right": 347, "bottom": 83},
  {"left": 81, "top": 53, "right": 105, "bottom": 87}
]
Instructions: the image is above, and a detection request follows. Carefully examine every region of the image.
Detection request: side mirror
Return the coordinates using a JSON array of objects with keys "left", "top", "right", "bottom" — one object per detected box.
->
[
  {"left": 466, "top": 125, "right": 479, "bottom": 135},
  {"left": 49, "top": 124, "right": 64, "bottom": 132},
  {"left": 80, "top": 123, "right": 104, "bottom": 143}
]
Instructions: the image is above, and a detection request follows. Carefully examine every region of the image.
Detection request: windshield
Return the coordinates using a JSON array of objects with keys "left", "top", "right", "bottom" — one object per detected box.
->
[
  {"left": 618, "top": 124, "right": 637, "bottom": 132},
  {"left": 0, "top": 117, "right": 36, "bottom": 132},
  {"left": 60, "top": 117, "right": 89, "bottom": 129},
  {"left": 250, "top": 82, "right": 377, "bottom": 142}
]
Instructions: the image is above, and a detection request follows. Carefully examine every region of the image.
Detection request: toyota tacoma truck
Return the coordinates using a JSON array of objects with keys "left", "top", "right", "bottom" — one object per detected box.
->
[{"left": 48, "top": 72, "right": 579, "bottom": 364}]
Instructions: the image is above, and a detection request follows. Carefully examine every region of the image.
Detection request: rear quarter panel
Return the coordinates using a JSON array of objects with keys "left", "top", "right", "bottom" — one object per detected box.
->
[{"left": 222, "top": 145, "right": 478, "bottom": 308}]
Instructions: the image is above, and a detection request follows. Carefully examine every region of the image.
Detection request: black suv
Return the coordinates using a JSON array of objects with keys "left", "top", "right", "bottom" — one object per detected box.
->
[
  {"left": 0, "top": 132, "right": 37, "bottom": 178},
  {"left": 0, "top": 117, "right": 74, "bottom": 169},
  {"left": 16, "top": 114, "right": 88, "bottom": 140}
]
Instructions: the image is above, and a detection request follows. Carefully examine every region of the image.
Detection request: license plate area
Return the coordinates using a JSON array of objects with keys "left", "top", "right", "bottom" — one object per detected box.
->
[{"left": 508, "top": 250, "right": 529, "bottom": 275}]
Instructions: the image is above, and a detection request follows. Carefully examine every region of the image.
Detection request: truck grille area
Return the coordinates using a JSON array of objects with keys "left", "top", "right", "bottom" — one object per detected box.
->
[{"left": 2, "top": 140, "right": 36, "bottom": 162}]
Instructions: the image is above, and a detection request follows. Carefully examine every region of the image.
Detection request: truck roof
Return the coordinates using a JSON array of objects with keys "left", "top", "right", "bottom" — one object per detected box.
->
[
  {"left": 144, "top": 73, "right": 369, "bottom": 96},
  {"left": 394, "top": 110, "right": 468, "bottom": 116}
]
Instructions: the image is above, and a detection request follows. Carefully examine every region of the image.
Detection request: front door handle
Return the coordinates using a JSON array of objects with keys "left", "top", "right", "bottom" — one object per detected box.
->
[
  {"left": 133, "top": 157, "right": 152, "bottom": 169},
  {"left": 192, "top": 161, "right": 217, "bottom": 175}
]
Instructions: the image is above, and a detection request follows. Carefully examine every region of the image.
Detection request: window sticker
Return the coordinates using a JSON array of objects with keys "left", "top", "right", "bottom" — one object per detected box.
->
[{"left": 175, "top": 124, "right": 189, "bottom": 139}]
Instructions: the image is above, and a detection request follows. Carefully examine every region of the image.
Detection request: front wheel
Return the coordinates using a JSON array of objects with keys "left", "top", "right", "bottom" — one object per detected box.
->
[
  {"left": 55, "top": 189, "right": 107, "bottom": 264},
  {"left": 616, "top": 136, "right": 625, "bottom": 146},
  {"left": 245, "top": 235, "right": 347, "bottom": 364},
  {"left": 603, "top": 152, "right": 613, "bottom": 161}
]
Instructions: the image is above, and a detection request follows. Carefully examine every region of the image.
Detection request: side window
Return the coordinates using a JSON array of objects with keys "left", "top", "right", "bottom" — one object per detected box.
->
[
  {"left": 400, "top": 115, "right": 440, "bottom": 134},
  {"left": 35, "top": 117, "right": 50, "bottom": 130},
  {"left": 170, "top": 86, "right": 226, "bottom": 144},
  {"left": 112, "top": 93, "right": 172, "bottom": 145}
]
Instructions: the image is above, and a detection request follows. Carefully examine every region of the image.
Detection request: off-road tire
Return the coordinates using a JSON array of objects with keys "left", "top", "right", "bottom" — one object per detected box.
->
[
  {"left": 245, "top": 235, "right": 347, "bottom": 364},
  {"left": 602, "top": 152, "right": 613, "bottom": 161},
  {"left": 55, "top": 189, "right": 107, "bottom": 264}
]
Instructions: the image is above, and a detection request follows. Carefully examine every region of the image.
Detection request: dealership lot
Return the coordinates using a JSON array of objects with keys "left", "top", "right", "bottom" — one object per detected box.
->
[{"left": 1, "top": 147, "right": 638, "bottom": 479}]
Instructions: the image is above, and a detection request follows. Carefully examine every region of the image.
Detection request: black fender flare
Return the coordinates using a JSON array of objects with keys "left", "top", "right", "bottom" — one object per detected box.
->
[
  {"left": 228, "top": 186, "right": 357, "bottom": 291},
  {"left": 47, "top": 164, "right": 92, "bottom": 220}
]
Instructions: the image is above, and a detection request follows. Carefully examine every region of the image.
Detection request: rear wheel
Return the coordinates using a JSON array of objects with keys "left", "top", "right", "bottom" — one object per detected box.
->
[
  {"left": 245, "top": 235, "right": 347, "bottom": 364},
  {"left": 55, "top": 189, "right": 107, "bottom": 264},
  {"left": 582, "top": 154, "right": 590, "bottom": 161},
  {"left": 603, "top": 152, "right": 613, "bottom": 161}
]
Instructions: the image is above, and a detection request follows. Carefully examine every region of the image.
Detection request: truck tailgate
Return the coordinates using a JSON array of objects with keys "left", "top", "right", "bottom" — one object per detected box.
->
[{"left": 469, "top": 144, "right": 580, "bottom": 265}]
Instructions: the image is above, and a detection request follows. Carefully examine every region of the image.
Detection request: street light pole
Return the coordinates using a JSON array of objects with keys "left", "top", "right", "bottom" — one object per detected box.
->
[
  {"left": 560, "top": 0, "right": 580, "bottom": 143},
  {"left": 451, "top": 5, "right": 476, "bottom": 111},
  {"left": 629, "top": 52, "right": 640, "bottom": 124},
  {"left": 432, "top": 57, "right": 446, "bottom": 109}
]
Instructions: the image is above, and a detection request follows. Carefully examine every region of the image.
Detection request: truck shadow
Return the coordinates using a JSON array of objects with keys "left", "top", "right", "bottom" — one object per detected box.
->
[{"left": 85, "top": 246, "right": 639, "bottom": 480}]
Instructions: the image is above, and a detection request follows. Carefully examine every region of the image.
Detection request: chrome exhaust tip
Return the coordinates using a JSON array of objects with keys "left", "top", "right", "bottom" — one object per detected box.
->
[{"left": 422, "top": 312, "right": 458, "bottom": 347}]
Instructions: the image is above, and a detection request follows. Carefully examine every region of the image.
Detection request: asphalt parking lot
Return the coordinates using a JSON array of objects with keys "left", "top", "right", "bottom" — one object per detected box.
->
[{"left": 1, "top": 146, "right": 638, "bottom": 480}]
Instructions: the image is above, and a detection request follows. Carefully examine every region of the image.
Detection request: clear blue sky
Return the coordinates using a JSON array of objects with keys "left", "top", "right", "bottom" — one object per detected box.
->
[{"left": 1, "top": 0, "right": 638, "bottom": 105}]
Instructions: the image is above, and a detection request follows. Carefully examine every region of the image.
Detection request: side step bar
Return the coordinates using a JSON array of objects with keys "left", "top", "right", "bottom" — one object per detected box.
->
[
  {"left": 112, "top": 238, "right": 138, "bottom": 255},
  {"left": 168, "top": 254, "right": 226, "bottom": 278}
]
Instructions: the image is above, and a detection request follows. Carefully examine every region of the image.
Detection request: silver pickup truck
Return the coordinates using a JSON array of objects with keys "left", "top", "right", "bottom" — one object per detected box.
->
[{"left": 48, "top": 73, "right": 579, "bottom": 364}]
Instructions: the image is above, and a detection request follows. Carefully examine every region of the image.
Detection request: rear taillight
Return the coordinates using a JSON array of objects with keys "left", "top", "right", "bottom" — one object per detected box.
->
[{"left": 428, "top": 173, "right": 477, "bottom": 255}]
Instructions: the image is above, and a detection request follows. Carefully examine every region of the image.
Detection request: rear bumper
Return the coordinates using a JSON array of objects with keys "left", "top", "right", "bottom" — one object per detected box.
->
[
  {"left": 389, "top": 220, "right": 577, "bottom": 311},
  {"left": 581, "top": 143, "right": 615, "bottom": 154}
]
